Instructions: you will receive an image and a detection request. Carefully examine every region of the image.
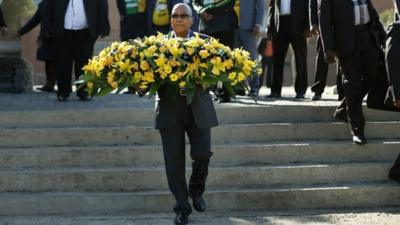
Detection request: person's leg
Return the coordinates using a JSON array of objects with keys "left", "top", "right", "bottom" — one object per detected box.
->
[
  {"left": 270, "top": 29, "right": 290, "bottom": 96},
  {"left": 291, "top": 34, "right": 308, "bottom": 97},
  {"left": 238, "top": 29, "right": 259, "bottom": 95},
  {"left": 159, "top": 126, "right": 192, "bottom": 216},
  {"left": 54, "top": 30, "right": 74, "bottom": 100},
  {"left": 73, "top": 29, "right": 96, "bottom": 100},
  {"left": 310, "top": 37, "right": 329, "bottom": 99},
  {"left": 386, "top": 24, "right": 400, "bottom": 101}
]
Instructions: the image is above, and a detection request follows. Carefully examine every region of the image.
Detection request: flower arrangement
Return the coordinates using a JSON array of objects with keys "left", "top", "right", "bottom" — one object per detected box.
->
[{"left": 80, "top": 33, "right": 260, "bottom": 104}]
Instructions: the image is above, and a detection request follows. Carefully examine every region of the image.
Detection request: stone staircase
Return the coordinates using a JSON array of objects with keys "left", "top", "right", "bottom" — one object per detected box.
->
[{"left": 0, "top": 94, "right": 400, "bottom": 216}]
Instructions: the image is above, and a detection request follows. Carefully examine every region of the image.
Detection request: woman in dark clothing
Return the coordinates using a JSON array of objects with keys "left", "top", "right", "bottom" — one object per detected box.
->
[
  {"left": 18, "top": 0, "right": 56, "bottom": 92},
  {"left": 0, "top": 5, "right": 8, "bottom": 35}
]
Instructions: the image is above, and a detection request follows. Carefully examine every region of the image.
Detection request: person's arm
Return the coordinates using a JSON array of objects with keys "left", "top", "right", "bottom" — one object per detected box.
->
[
  {"left": 0, "top": 7, "right": 8, "bottom": 35},
  {"left": 116, "top": 0, "right": 125, "bottom": 17},
  {"left": 319, "top": 0, "right": 336, "bottom": 63},
  {"left": 252, "top": 0, "right": 265, "bottom": 36},
  {"left": 98, "top": 0, "right": 110, "bottom": 37},
  {"left": 18, "top": 4, "right": 42, "bottom": 36}
]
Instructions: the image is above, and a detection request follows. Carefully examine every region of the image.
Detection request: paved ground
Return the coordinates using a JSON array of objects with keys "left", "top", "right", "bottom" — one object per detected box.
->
[
  {"left": 0, "top": 86, "right": 341, "bottom": 111},
  {"left": 1, "top": 210, "right": 400, "bottom": 225}
]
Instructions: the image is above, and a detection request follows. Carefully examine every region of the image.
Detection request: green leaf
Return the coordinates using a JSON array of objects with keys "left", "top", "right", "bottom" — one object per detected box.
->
[
  {"left": 146, "top": 57, "right": 158, "bottom": 69},
  {"left": 96, "top": 86, "right": 114, "bottom": 97},
  {"left": 116, "top": 82, "right": 129, "bottom": 94},
  {"left": 148, "top": 82, "right": 161, "bottom": 98},
  {"left": 185, "top": 86, "right": 196, "bottom": 105}
]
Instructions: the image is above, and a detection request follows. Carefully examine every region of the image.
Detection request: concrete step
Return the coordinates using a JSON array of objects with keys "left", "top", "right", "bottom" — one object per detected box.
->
[
  {"left": 0, "top": 163, "right": 392, "bottom": 192},
  {"left": 1, "top": 105, "right": 399, "bottom": 128},
  {"left": 0, "top": 140, "right": 399, "bottom": 169},
  {"left": 1, "top": 122, "right": 400, "bottom": 147},
  {"left": 0, "top": 183, "right": 399, "bottom": 215}
]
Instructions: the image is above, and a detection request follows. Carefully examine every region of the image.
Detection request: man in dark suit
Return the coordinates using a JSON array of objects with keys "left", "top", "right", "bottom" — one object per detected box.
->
[
  {"left": 388, "top": 0, "right": 400, "bottom": 184},
  {"left": 193, "top": 0, "right": 237, "bottom": 102},
  {"left": 156, "top": 3, "right": 218, "bottom": 225},
  {"left": 309, "top": 0, "right": 343, "bottom": 101},
  {"left": 267, "top": 0, "right": 310, "bottom": 99},
  {"left": 47, "top": 0, "right": 110, "bottom": 101},
  {"left": 18, "top": 0, "right": 56, "bottom": 92},
  {"left": 319, "top": 0, "right": 386, "bottom": 144},
  {"left": 0, "top": 5, "right": 8, "bottom": 36}
]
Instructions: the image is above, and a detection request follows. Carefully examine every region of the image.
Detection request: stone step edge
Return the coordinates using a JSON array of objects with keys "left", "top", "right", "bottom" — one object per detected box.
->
[
  {"left": 0, "top": 162, "right": 392, "bottom": 173},
  {"left": 0, "top": 182, "right": 397, "bottom": 196}
]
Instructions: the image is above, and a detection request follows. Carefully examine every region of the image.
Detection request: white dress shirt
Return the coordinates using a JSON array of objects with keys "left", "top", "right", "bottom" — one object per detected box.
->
[
  {"left": 280, "top": 0, "right": 292, "bottom": 16},
  {"left": 352, "top": 0, "right": 370, "bottom": 26},
  {"left": 64, "top": 0, "right": 89, "bottom": 30}
]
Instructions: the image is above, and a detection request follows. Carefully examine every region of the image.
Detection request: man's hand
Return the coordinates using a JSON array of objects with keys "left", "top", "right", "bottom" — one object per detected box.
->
[
  {"left": 252, "top": 26, "right": 260, "bottom": 36},
  {"left": 394, "top": 100, "right": 400, "bottom": 108},
  {"left": 324, "top": 49, "right": 337, "bottom": 64},
  {"left": 1, "top": 26, "right": 8, "bottom": 36},
  {"left": 310, "top": 24, "right": 319, "bottom": 36},
  {"left": 200, "top": 12, "right": 213, "bottom": 21}
]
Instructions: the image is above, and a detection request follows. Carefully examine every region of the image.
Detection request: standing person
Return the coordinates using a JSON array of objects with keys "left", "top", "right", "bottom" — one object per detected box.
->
[
  {"left": 267, "top": 0, "right": 310, "bottom": 99},
  {"left": 156, "top": 4, "right": 218, "bottom": 224},
  {"left": 309, "top": 0, "right": 343, "bottom": 101},
  {"left": 388, "top": 0, "right": 400, "bottom": 184},
  {"left": 46, "top": 0, "right": 110, "bottom": 102},
  {"left": 193, "top": 0, "right": 237, "bottom": 102},
  {"left": 116, "top": 0, "right": 147, "bottom": 41},
  {"left": 234, "top": 0, "right": 265, "bottom": 96},
  {"left": 319, "top": 0, "right": 386, "bottom": 144},
  {"left": 176, "top": 0, "right": 199, "bottom": 31},
  {"left": 0, "top": 4, "right": 8, "bottom": 36},
  {"left": 147, "top": 0, "right": 177, "bottom": 35},
  {"left": 18, "top": 0, "right": 56, "bottom": 92}
]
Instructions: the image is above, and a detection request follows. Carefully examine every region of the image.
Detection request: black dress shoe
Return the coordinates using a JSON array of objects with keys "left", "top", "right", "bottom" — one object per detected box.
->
[
  {"left": 174, "top": 213, "right": 188, "bottom": 225},
  {"left": 192, "top": 196, "right": 206, "bottom": 212},
  {"left": 310, "top": 93, "right": 321, "bottom": 101},
  {"left": 267, "top": 92, "right": 281, "bottom": 98},
  {"left": 57, "top": 95, "right": 68, "bottom": 102},
  {"left": 295, "top": 93, "right": 305, "bottom": 99},
  {"left": 352, "top": 134, "right": 366, "bottom": 145}
]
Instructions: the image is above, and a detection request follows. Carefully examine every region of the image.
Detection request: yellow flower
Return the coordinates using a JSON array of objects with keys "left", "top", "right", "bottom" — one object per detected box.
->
[
  {"left": 231, "top": 80, "right": 238, "bottom": 86},
  {"left": 118, "top": 59, "right": 134, "bottom": 74},
  {"left": 155, "top": 54, "right": 167, "bottom": 67},
  {"left": 224, "top": 59, "right": 234, "bottom": 69},
  {"left": 140, "top": 60, "right": 150, "bottom": 71},
  {"left": 143, "top": 71, "right": 155, "bottom": 82},
  {"left": 210, "top": 57, "right": 225, "bottom": 75},
  {"left": 134, "top": 71, "right": 143, "bottom": 82},
  {"left": 179, "top": 81, "right": 186, "bottom": 88},
  {"left": 199, "top": 50, "right": 209, "bottom": 59},
  {"left": 228, "top": 72, "right": 236, "bottom": 80},
  {"left": 170, "top": 46, "right": 185, "bottom": 57},
  {"left": 238, "top": 72, "right": 246, "bottom": 81},
  {"left": 159, "top": 45, "right": 168, "bottom": 53},
  {"left": 186, "top": 47, "right": 195, "bottom": 56},
  {"left": 170, "top": 73, "right": 179, "bottom": 82}
]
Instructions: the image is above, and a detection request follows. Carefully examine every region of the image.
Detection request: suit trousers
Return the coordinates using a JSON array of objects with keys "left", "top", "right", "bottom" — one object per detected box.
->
[
  {"left": 338, "top": 27, "right": 379, "bottom": 135},
  {"left": 386, "top": 23, "right": 400, "bottom": 101},
  {"left": 159, "top": 97, "right": 212, "bottom": 215},
  {"left": 54, "top": 29, "right": 96, "bottom": 98},
  {"left": 311, "top": 36, "right": 343, "bottom": 97},
  {"left": 272, "top": 15, "right": 308, "bottom": 95}
]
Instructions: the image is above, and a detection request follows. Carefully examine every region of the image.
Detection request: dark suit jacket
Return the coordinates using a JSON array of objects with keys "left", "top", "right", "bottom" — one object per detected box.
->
[
  {"left": 155, "top": 31, "right": 219, "bottom": 129},
  {"left": 395, "top": 0, "right": 400, "bottom": 21},
  {"left": 47, "top": 0, "right": 110, "bottom": 38},
  {"left": 319, "top": 0, "right": 385, "bottom": 57},
  {"left": 0, "top": 7, "right": 7, "bottom": 27},
  {"left": 267, "top": 0, "right": 310, "bottom": 36},
  {"left": 309, "top": 0, "right": 318, "bottom": 26},
  {"left": 193, "top": 0, "right": 237, "bottom": 34}
]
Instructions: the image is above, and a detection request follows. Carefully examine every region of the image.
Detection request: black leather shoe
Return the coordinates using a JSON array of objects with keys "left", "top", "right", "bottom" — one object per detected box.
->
[
  {"left": 57, "top": 95, "right": 68, "bottom": 102},
  {"left": 192, "top": 196, "right": 206, "bottom": 212},
  {"left": 295, "top": 93, "right": 305, "bottom": 99},
  {"left": 310, "top": 93, "right": 321, "bottom": 101},
  {"left": 352, "top": 134, "right": 366, "bottom": 145},
  {"left": 174, "top": 213, "right": 188, "bottom": 225},
  {"left": 267, "top": 92, "right": 281, "bottom": 98},
  {"left": 38, "top": 85, "right": 55, "bottom": 92}
]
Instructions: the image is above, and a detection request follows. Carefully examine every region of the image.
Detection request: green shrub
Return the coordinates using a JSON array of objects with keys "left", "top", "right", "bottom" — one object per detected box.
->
[{"left": 380, "top": 8, "right": 395, "bottom": 28}]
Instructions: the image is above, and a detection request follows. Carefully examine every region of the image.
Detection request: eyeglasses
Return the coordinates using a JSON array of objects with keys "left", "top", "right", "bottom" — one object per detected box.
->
[{"left": 171, "top": 14, "right": 191, "bottom": 19}]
